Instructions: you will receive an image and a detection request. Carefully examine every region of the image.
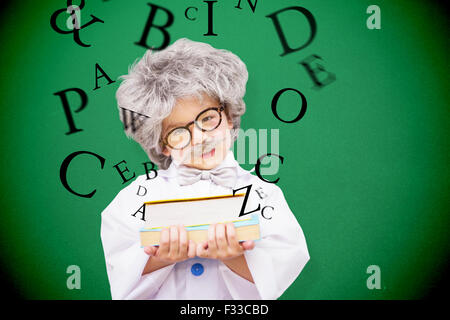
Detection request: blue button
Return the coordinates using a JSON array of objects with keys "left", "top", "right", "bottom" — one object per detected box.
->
[{"left": 191, "top": 263, "right": 204, "bottom": 276}]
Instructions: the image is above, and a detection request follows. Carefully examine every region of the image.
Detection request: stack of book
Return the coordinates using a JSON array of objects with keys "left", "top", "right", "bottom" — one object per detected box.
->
[{"left": 140, "top": 193, "right": 260, "bottom": 246}]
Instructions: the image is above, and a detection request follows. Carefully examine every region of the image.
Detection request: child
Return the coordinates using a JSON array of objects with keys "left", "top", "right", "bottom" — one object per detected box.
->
[{"left": 100, "top": 38, "right": 310, "bottom": 300}]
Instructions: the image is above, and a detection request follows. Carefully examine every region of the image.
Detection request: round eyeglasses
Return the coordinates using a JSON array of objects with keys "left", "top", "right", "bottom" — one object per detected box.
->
[{"left": 161, "top": 104, "right": 225, "bottom": 150}]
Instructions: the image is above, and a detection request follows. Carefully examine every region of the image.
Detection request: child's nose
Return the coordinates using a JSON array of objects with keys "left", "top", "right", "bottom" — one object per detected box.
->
[{"left": 191, "top": 125, "right": 206, "bottom": 146}]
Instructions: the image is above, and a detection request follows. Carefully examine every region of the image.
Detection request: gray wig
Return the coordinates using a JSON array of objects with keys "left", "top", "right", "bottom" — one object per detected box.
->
[{"left": 115, "top": 38, "right": 248, "bottom": 170}]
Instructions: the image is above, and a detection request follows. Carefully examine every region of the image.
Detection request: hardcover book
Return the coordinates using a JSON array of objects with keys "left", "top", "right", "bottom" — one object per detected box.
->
[{"left": 139, "top": 193, "right": 260, "bottom": 246}]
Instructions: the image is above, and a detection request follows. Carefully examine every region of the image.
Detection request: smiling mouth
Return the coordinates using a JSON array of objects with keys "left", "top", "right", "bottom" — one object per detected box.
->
[{"left": 202, "top": 148, "right": 215, "bottom": 159}]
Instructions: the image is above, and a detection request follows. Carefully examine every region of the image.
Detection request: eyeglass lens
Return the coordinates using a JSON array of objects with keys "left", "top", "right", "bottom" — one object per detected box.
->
[{"left": 166, "top": 108, "right": 222, "bottom": 149}]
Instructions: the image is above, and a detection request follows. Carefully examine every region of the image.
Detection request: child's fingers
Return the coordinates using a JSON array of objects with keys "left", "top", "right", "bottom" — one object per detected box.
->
[
  {"left": 144, "top": 246, "right": 157, "bottom": 256},
  {"left": 179, "top": 225, "right": 188, "bottom": 255},
  {"left": 225, "top": 223, "right": 241, "bottom": 251},
  {"left": 215, "top": 223, "right": 228, "bottom": 251},
  {"left": 187, "top": 240, "right": 196, "bottom": 258},
  {"left": 207, "top": 224, "right": 218, "bottom": 256},
  {"left": 196, "top": 241, "right": 208, "bottom": 258},
  {"left": 159, "top": 228, "right": 170, "bottom": 256},
  {"left": 240, "top": 240, "right": 255, "bottom": 251},
  {"left": 169, "top": 226, "right": 179, "bottom": 258}
]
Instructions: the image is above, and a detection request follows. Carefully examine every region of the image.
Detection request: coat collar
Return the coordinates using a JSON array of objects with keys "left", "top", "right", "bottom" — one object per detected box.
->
[{"left": 158, "top": 150, "right": 251, "bottom": 179}]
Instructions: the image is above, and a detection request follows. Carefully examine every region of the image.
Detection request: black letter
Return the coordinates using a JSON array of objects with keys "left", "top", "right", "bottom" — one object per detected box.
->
[
  {"left": 261, "top": 206, "right": 274, "bottom": 220},
  {"left": 203, "top": 1, "right": 218, "bottom": 36},
  {"left": 137, "top": 185, "right": 147, "bottom": 196},
  {"left": 135, "top": 3, "right": 174, "bottom": 50},
  {"left": 233, "top": 184, "right": 261, "bottom": 217},
  {"left": 60, "top": 151, "right": 105, "bottom": 198},
  {"left": 255, "top": 153, "right": 284, "bottom": 184},
  {"left": 50, "top": 0, "right": 104, "bottom": 48},
  {"left": 143, "top": 161, "right": 158, "bottom": 180},
  {"left": 300, "top": 54, "right": 336, "bottom": 89},
  {"left": 185, "top": 7, "right": 198, "bottom": 21},
  {"left": 272, "top": 88, "right": 307, "bottom": 123},
  {"left": 93, "top": 63, "right": 116, "bottom": 90},
  {"left": 113, "top": 160, "right": 136, "bottom": 184},
  {"left": 254, "top": 186, "right": 268, "bottom": 199},
  {"left": 131, "top": 204, "right": 146, "bottom": 221},
  {"left": 235, "top": 0, "right": 258, "bottom": 13},
  {"left": 120, "top": 107, "right": 150, "bottom": 133},
  {"left": 266, "top": 6, "right": 316, "bottom": 56},
  {"left": 53, "top": 88, "right": 88, "bottom": 135}
]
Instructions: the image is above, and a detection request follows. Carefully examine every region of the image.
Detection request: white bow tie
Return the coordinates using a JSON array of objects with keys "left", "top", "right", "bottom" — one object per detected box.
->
[{"left": 176, "top": 165, "right": 238, "bottom": 188}]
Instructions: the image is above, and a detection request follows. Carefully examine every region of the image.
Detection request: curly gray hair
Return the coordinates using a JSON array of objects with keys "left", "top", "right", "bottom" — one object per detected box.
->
[{"left": 115, "top": 38, "right": 248, "bottom": 170}]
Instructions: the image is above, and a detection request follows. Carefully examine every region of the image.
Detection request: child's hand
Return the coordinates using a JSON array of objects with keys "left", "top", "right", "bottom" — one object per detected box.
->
[
  {"left": 144, "top": 225, "right": 196, "bottom": 264},
  {"left": 196, "top": 223, "right": 255, "bottom": 261}
]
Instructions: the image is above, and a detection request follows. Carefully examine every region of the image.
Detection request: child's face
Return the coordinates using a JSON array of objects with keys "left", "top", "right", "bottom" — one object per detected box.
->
[{"left": 161, "top": 93, "right": 234, "bottom": 170}]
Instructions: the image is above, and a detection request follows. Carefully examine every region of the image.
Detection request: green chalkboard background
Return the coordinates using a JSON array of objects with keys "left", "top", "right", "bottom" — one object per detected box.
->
[{"left": 0, "top": 0, "right": 448, "bottom": 299}]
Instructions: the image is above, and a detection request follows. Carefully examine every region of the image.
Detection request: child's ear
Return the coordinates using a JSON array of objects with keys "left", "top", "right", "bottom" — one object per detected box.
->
[{"left": 227, "top": 118, "right": 233, "bottom": 129}]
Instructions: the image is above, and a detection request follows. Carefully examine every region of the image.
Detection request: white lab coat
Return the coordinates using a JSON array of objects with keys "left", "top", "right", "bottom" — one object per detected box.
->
[{"left": 100, "top": 150, "right": 310, "bottom": 300}]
